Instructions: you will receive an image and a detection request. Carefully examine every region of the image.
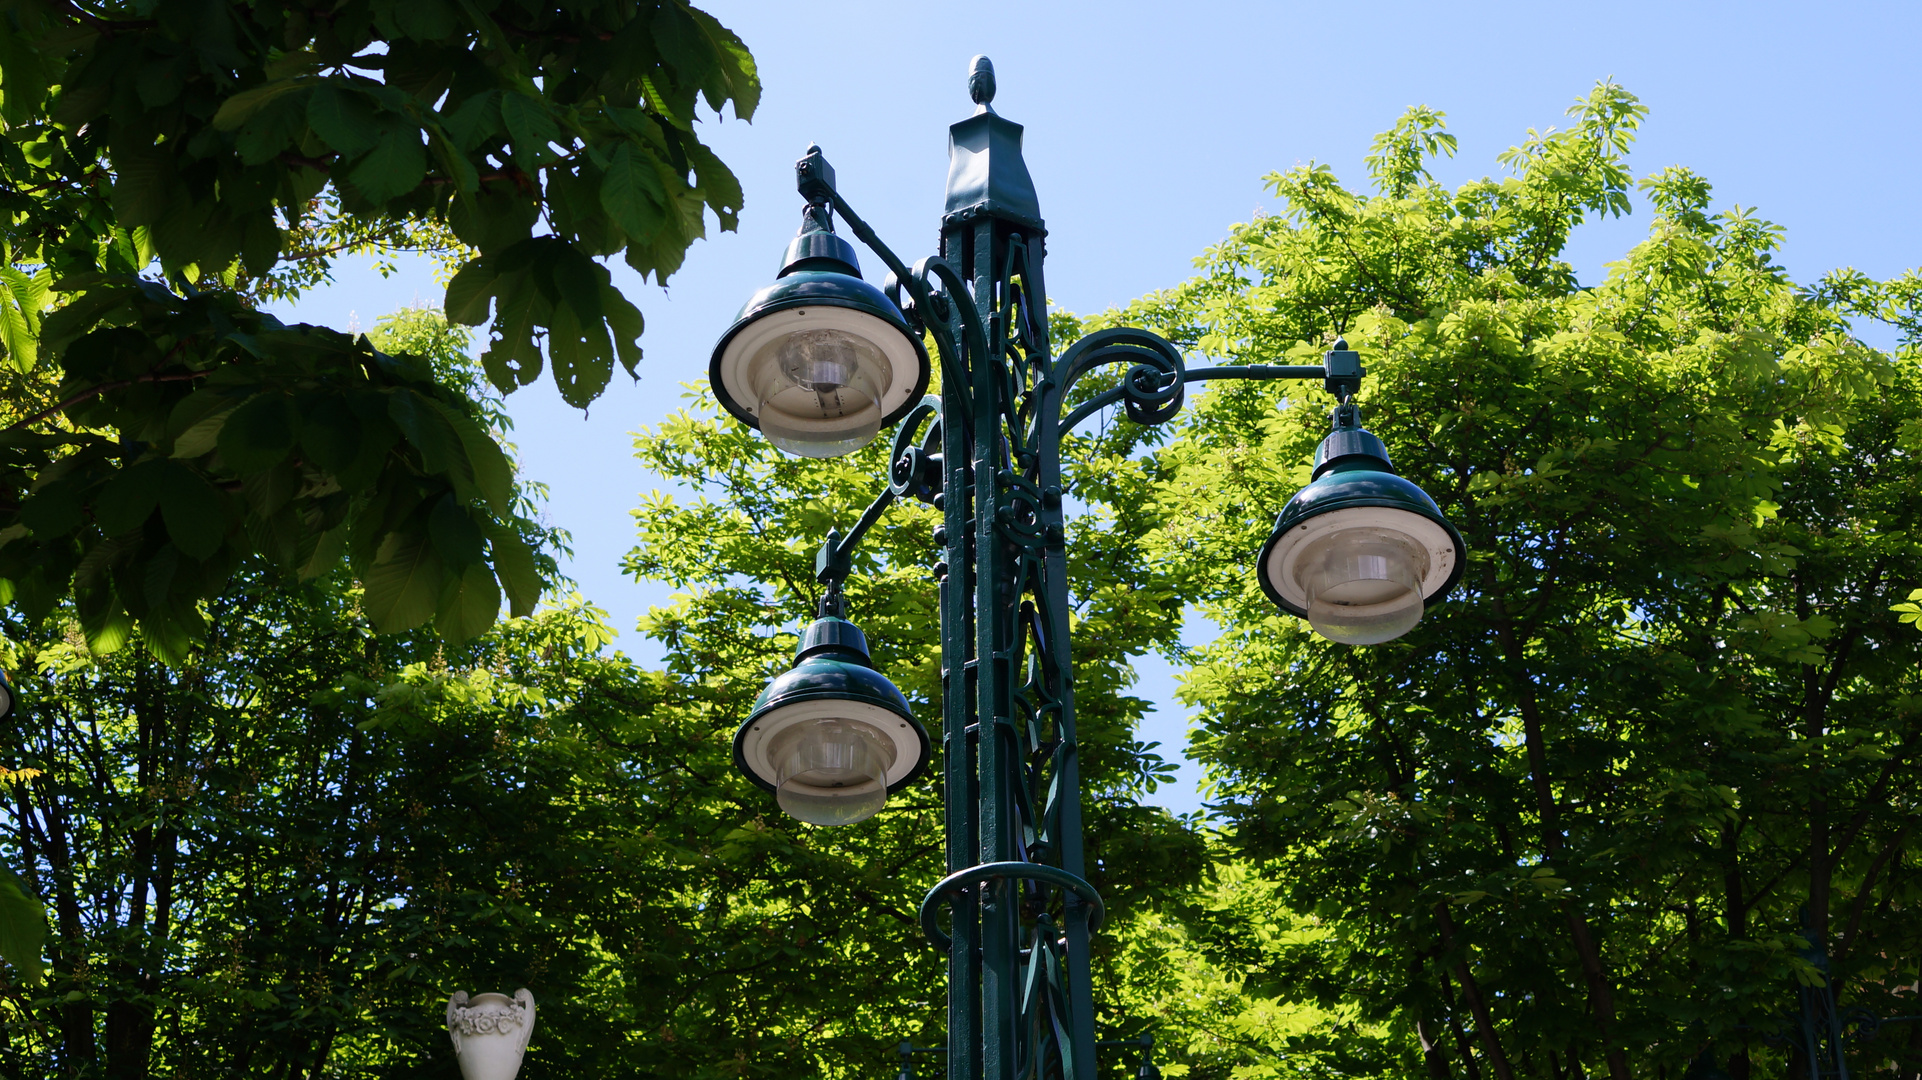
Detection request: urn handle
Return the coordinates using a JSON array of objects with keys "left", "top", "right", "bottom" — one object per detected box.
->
[
  {"left": 513, "top": 989, "right": 536, "bottom": 1054},
  {"left": 445, "top": 991, "right": 470, "bottom": 1053}
]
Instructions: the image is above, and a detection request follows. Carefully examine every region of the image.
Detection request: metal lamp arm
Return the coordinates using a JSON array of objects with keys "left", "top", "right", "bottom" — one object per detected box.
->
[
  {"left": 795, "top": 150, "right": 988, "bottom": 427},
  {"left": 816, "top": 187, "right": 995, "bottom": 382},
  {"left": 1049, "top": 326, "right": 1367, "bottom": 437},
  {"left": 1057, "top": 362, "right": 1331, "bottom": 435},
  {"left": 813, "top": 397, "right": 946, "bottom": 609}
]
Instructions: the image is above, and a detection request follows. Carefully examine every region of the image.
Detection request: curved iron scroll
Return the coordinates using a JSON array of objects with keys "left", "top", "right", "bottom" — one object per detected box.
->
[
  {"left": 919, "top": 861, "right": 1107, "bottom": 951},
  {"left": 1049, "top": 328, "right": 1187, "bottom": 432}
]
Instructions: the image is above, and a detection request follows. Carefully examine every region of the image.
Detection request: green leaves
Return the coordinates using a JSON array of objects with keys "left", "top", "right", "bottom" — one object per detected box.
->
[
  {"left": 217, "top": 394, "right": 299, "bottom": 474},
  {"left": 0, "top": 276, "right": 552, "bottom": 655},
  {"left": 1895, "top": 587, "right": 1922, "bottom": 630},
  {"left": 499, "top": 92, "right": 563, "bottom": 169},
  {"left": 306, "top": 84, "right": 382, "bottom": 158},
  {"left": 447, "top": 237, "right": 644, "bottom": 405},
  {"left": 349, "top": 127, "right": 428, "bottom": 203},
  {"left": 1110, "top": 85, "right": 1922, "bottom": 1079},
  {"left": 0, "top": 265, "right": 51, "bottom": 372},
  {"left": 0, "top": 865, "right": 45, "bottom": 987},
  {"left": 363, "top": 531, "right": 441, "bottom": 633},
  {"left": 157, "top": 463, "right": 229, "bottom": 560},
  {"left": 484, "top": 522, "right": 540, "bottom": 618},
  {"left": 436, "top": 561, "right": 502, "bottom": 642},
  {"left": 6, "top": 0, "right": 758, "bottom": 418},
  {"left": 600, "top": 141, "right": 670, "bottom": 239},
  {"left": 211, "top": 77, "right": 309, "bottom": 131}
]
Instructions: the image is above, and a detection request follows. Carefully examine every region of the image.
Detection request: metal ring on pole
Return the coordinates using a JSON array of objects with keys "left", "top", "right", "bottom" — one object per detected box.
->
[{"left": 919, "top": 861, "right": 1106, "bottom": 951}]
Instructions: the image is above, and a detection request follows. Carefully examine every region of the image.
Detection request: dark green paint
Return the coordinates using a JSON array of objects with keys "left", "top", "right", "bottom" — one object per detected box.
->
[{"left": 720, "top": 57, "right": 1469, "bottom": 1080}]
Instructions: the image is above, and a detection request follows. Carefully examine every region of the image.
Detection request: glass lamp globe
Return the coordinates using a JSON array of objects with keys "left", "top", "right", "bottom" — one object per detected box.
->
[
  {"left": 1260, "top": 422, "right": 1466, "bottom": 645},
  {"left": 0, "top": 667, "right": 12, "bottom": 722},
  {"left": 733, "top": 616, "right": 931, "bottom": 826},
  {"left": 709, "top": 209, "right": 930, "bottom": 458}
]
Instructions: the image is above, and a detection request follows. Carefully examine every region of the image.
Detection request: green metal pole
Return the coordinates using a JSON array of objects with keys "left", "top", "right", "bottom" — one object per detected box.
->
[
  {"left": 938, "top": 233, "right": 982, "bottom": 1080},
  {"left": 936, "top": 56, "right": 1092, "bottom": 1080}
]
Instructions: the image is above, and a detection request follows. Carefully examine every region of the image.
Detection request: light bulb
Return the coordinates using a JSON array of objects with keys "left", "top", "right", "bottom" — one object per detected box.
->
[
  {"left": 769, "top": 717, "right": 898, "bottom": 826},
  {"left": 1296, "top": 527, "right": 1428, "bottom": 645},
  {"left": 747, "top": 322, "right": 890, "bottom": 458},
  {"left": 778, "top": 329, "right": 860, "bottom": 392}
]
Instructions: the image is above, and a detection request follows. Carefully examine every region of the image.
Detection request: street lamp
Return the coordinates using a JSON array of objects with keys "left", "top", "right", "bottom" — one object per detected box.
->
[
  {"left": 711, "top": 56, "right": 1466, "bottom": 1080},
  {"left": 709, "top": 182, "right": 930, "bottom": 457},
  {"left": 1258, "top": 399, "right": 1465, "bottom": 644},
  {"left": 733, "top": 600, "right": 932, "bottom": 826}
]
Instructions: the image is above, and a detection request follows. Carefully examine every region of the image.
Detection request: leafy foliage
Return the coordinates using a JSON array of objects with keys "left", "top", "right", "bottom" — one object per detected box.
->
[
  {"left": 0, "top": 853, "right": 44, "bottom": 986},
  {"left": 1105, "top": 86, "right": 1922, "bottom": 1078},
  {"left": 0, "top": 0, "right": 756, "bottom": 653}
]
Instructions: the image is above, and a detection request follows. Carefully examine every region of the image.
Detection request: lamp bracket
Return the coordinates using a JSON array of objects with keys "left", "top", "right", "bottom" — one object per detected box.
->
[
  {"left": 796, "top": 144, "right": 836, "bottom": 206},
  {"left": 816, "top": 528, "right": 853, "bottom": 589},
  {"left": 1322, "top": 337, "right": 1364, "bottom": 400}
]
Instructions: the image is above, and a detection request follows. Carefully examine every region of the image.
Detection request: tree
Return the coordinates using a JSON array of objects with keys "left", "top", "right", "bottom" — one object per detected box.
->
[
  {"left": 0, "top": 0, "right": 759, "bottom": 652},
  {"left": 1106, "top": 85, "right": 1922, "bottom": 1077},
  {"left": 0, "top": 329, "right": 1222, "bottom": 1079}
]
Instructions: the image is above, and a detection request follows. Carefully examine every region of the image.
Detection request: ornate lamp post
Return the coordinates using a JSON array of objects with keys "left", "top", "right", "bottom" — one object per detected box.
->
[{"left": 711, "top": 57, "right": 1466, "bottom": 1080}]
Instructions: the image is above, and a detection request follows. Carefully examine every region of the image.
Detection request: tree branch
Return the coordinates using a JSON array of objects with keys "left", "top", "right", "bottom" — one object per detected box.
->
[{"left": 5, "top": 369, "right": 207, "bottom": 433}]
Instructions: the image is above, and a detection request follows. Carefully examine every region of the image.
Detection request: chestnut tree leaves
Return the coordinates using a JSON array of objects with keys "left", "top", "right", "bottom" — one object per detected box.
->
[
  {"left": 0, "top": 1, "right": 757, "bottom": 652},
  {"left": 0, "top": 284, "right": 542, "bottom": 657}
]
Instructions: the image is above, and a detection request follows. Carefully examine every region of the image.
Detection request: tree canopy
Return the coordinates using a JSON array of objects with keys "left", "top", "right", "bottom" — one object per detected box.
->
[{"left": 1111, "top": 84, "right": 1922, "bottom": 1079}]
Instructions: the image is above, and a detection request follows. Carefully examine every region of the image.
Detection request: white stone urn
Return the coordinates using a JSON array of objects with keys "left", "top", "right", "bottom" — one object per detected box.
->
[{"left": 445, "top": 989, "right": 536, "bottom": 1080}]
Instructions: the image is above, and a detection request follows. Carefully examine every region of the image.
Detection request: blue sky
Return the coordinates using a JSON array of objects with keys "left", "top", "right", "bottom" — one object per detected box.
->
[{"left": 269, "top": 0, "right": 1922, "bottom": 814}]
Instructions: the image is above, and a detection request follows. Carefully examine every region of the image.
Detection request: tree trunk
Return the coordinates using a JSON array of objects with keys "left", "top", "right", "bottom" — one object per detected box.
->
[
  {"left": 1417, "top": 1014, "right": 1456, "bottom": 1080},
  {"left": 1436, "top": 903, "right": 1517, "bottom": 1080},
  {"left": 31, "top": 769, "right": 96, "bottom": 1073},
  {"left": 1489, "top": 581, "right": 1630, "bottom": 1080},
  {"left": 1802, "top": 660, "right": 1830, "bottom": 955},
  {"left": 1440, "top": 972, "right": 1485, "bottom": 1080},
  {"left": 1413, "top": 953, "right": 1456, "bottom": 1079}
]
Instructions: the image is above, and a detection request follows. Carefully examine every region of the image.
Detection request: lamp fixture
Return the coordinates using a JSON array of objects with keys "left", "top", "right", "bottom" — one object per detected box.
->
[
  {"left": 1259, "top": 389, "right": 1466, "bottom": 645},
  {"left": 733, "top": 613, "right": 931, "bottom": 826},
  {"left": 708, "top": 154, "right": 931, "bottom": 458}
]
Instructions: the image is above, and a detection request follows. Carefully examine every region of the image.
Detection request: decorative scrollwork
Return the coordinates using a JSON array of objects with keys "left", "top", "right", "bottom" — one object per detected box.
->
[
  {"left": 888, "top": 396, "right": 944, "bottom": 504},
  {"left": 1051, "top": 328, "right": 1189, "bottom": 434},
  {"left": 919, "top": 861, "right": 1106, "bottom": 950}
]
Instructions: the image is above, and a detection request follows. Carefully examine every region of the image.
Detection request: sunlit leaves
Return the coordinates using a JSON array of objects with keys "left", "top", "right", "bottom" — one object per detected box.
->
[
  {"left": 0, "top": 865, "right": 44, "bottom": 987},
  {"left": 1895, "top": 587, "right": 1922, "bottom": 630},
  {"left": 1108, "top": 87, "right": 1922, "bottom": 1076}
]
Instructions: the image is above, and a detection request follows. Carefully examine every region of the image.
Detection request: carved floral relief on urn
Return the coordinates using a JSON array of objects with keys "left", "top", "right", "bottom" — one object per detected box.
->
[{"left": 445, "top": 989, "right": 536, "bottom": 1080}]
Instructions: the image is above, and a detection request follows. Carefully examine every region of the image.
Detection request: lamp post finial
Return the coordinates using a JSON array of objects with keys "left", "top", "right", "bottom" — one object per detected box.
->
[{"left": 968, "top": 55, "right": 996, "bottom": 108}]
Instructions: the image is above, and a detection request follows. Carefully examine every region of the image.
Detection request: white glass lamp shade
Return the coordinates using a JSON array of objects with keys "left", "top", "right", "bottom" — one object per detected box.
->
[
  {"left": 1287, "top": 517, "right": 1431, "bottom": 644},
  {"left": 710, "top": 274, "right": 930, "bottom": 458},
  {"left": 764, "top": 707, "right": 900, "bottom": 825},
  {"left": 738, "top": 697, "right": 926, "bottom": 826}
]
